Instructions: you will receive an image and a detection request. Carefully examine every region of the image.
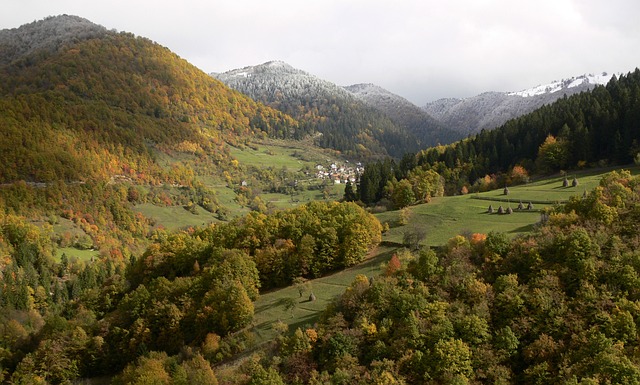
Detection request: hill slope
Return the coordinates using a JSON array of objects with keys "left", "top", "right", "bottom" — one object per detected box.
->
[
  {"left": 0, "top": 15, "right": 297, "bottom": 184},
  {"left": 214, "top": 61, "right": 422, "bottom": 158},
  {"left": 345, "top": 83, "right": 461, "bottom": 146}
]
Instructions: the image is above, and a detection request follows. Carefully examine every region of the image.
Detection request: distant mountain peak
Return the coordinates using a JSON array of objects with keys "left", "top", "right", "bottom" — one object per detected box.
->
[
  {"left": 0, "top": 15, "right": 108, "bottom": 66},
  {"left": 508, "top": 72, "right": 614, "bottom": 97},
  {"left": 424, "top": 71, "right": 616, "bottom": 135},
  {"left": 345, "top": 83, "right": 381, "bottom": 92},
  {"left": 218, "top": 60, "right": 303, "bottom": 76},
  {"left": 214, "top": 61, "right": 353, "bottom": 101},
  {"left": 264, "top": 60, "right": 291, "bottom": 68}
]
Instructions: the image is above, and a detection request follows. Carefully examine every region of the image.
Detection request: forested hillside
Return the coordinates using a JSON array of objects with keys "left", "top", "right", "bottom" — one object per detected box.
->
[
  {"left": 0, "top": 16, "right": 297, "bottom": 184},
  {"left": 0, "top": 201, "right": 381, "bottom": 383},
  {"left": 345, "top": 83, "right": 460, "bottom": 148},
  {"left": 0, "top": 15, "right": 302, "bottom": 257},
  {"left": 222, "top": 170, "right": 640, "bottom": 384},
  {"left": 358, "top": 69, "right": 640, "bottom": 205},
  {"left": 215, "top": 61, "right": 423, "bottom": 158}
]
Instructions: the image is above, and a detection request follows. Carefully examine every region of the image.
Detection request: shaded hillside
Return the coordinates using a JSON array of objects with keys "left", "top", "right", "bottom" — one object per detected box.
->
[
  {"left": 424, "top": 73, "right": 613, "bottom": 134},
  {"left": 214, "top": 61, "right": 422, "bottom": 158},
  {"left": 345, "top": 83, "right": 461, "bottom": 146},
  {"left": 0, "top": 15, "right": 297, "bottom": 184}
]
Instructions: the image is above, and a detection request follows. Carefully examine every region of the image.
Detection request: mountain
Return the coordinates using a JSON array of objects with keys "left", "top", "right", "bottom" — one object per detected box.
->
[
  {"left": 345, "top": 83, "right": 461, "bottom": 147},
  {"left": 0, "top": 15, "right": 304, "bottom": 257},
  {"left": 0, "top": 15, "right": 107, "bottom": 66},
  {"left": 424, "top": 73, "right": 614, "bottom": 135},
  {"left": 0, "top": 15, "right": 296, "bottom": 184},
  {"left": 213, "top": 61, "right": 423, "bottom": 158}
]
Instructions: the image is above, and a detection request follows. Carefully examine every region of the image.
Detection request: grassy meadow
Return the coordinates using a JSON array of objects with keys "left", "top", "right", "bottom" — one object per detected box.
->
[
  {"left": 377, "top": 169, "right": 616, "bottom": 247},
  {"left": 55, "top": 247, "right": 100, "bottom": 263},
  {"left": 134, "top": 202, "right": 219, "bottom": 231}
]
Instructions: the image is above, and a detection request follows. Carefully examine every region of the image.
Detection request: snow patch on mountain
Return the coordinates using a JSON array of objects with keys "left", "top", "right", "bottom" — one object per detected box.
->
[
  {"left": 213, "top": 60, "right": 355, "bottom": 103},
  {"left": 0, "top": 15, "right": 108, "bottom": 67},
  {"left": 345, "top": 83, "right": 460, "bottom": 146},
  {"left": 509, "top": 72, "right": 613, "bottom": 97}
]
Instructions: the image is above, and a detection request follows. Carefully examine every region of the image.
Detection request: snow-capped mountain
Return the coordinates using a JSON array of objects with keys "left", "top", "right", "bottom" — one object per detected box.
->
[
  {"left": 214, "top": 61, "right": 450, "bottom": 157},
  {"left": 345, "top": 83, "right": 460, "bottom": 146},
  {"left": 508, "top": 73, "right": 614, "bottom": 97},
  {"left": 214, "top": 60, "right": 357, "bottom": 104},
  {"left": 424, "top": 73, "right": 614, "bottom": 135},
  {"left": 0, "top": 15, "right": 107, "bottom": 66},
  {"left": 211, "top": 61, "right": 460, "bottom": 156}
]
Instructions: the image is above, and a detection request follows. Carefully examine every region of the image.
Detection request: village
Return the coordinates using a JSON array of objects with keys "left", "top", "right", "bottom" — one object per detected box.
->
[{"left": 313, "top": 160, "right": 363, "bottom": 184}]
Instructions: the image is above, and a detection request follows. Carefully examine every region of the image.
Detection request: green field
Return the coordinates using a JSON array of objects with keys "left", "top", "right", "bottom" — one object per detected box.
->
[
  {"left": 134, "top": 203, "right": 219, "bottom": 231},
  {"left": 260, "top": 183, "right": 345, "bottom": 208},
  {"left": 55, "top": 247, "right": 100, "bottom": 263},
  {"left": 378, "top": 167, "right": 638, "bottom": 247},
  {"left": 228, "top": 139, "right": 336, "bottom": 171},
  {"left": 229, "top": 145, "right": 309, "bottom": 171}
]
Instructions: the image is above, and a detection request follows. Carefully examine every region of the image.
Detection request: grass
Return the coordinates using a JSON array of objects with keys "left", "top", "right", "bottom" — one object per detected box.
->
[
  {"left": 261, "top": 183, "right": 345, "bottom": 209},
  {"left": 250, "top": 246, "right": 396, "bottom": 344},
  {"left": 377, "top": 167, "right": 639, "bottom": 247},
  {"left": 229, "top": 139, "right": 336, "bottom": 172},
  {"left": 380, "top": 196, "right": 542, "bottom": 247},
  {"left": 134, "top": 203, "right": 219, "bottom": 231},
  {"left": 55, "top": 247, "right": 100, "bottom": 262}
]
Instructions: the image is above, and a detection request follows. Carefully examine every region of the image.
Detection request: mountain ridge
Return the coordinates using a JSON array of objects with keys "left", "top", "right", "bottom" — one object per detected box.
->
[
  {"left": 214, "top": 61, "right": 426, "bottom": 158},
  {"left": 423, "top": 72, "right": 615, "bottom": 135},
  {"left": 216, "top": 60, "right": 621, "bottom": 145},
  {"left": 344, "top": 82, "right": 460, "bottom": 146}
]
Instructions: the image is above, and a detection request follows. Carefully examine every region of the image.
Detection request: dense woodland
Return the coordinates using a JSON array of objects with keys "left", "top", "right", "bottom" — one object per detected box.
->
[{"left": 0, "top": 200, "right": 381, "bottom": 383}]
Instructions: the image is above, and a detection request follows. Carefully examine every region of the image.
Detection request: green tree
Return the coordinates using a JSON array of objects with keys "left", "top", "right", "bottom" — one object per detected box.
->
[
  {"left": 115, "top": 352, "right": 171, "bottom": 385},
  {"left": 248, "top": 363, "right": 285, "bottom": 385},
  {"left": 431, "top": 338, "right": 473, "bottom": 382},
  {"left": 196, "top": 280, "right": 254, "bottom": 336},
  {"left": 390, "top": 179, "right": 415, "bottom": 209},
  {"left": 343, "top": 181, "right": 357, "bottom": 202},
  {"left": 281, "top": 297, "right": 299, "bottom": 318}
]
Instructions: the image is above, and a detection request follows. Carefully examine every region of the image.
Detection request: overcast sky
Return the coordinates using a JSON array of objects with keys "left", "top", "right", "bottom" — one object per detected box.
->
[{"left": 3, "top": 0, "right": 640, "bottom": 104}]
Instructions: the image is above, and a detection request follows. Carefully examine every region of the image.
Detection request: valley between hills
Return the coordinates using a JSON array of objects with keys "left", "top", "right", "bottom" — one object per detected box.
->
[{"left": 2, "top": 15, "right": 640, "bottom": 384}]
